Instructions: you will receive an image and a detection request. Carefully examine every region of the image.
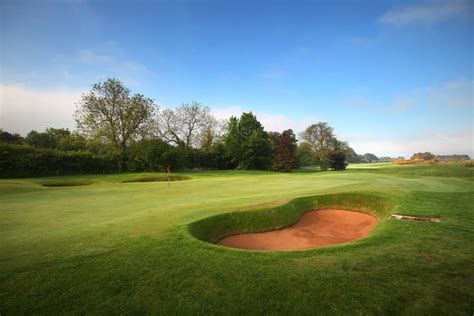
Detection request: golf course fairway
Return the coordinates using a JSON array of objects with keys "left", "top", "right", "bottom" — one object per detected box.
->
[{"left": 1, "top": 163, "right": 473, "bottom": 314}]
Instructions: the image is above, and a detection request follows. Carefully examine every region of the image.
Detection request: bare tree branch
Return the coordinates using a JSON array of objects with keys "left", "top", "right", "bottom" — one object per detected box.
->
[{"left": 154, "top": 101, "right": 219, "bottom": 149}]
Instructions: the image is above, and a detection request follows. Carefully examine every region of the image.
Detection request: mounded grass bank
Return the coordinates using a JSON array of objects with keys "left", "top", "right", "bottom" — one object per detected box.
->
[
  {"left": 188, "top": 193, "right": 394, "bottom": 244},
  {"left": 121, "top": 175, "right": 191, "bottom": 183}
]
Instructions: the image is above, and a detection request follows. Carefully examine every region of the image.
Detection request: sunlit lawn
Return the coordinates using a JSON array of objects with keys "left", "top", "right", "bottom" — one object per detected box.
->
[{"left": 1, "top": 163, "right": 473, "bottom": 314}]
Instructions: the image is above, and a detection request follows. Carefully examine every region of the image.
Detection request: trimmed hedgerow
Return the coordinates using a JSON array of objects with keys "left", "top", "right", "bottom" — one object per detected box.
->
[{"left": 0, "top": 143, "right": 118, "bottom": 178}]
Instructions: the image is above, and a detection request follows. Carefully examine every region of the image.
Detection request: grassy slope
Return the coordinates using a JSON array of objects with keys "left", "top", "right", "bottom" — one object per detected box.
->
[
  {"left": 188, "top": 193, "right": 394, "bottom": 243},
  {"left": 0, "top": 164, "right": 473, "bottom": 314}
]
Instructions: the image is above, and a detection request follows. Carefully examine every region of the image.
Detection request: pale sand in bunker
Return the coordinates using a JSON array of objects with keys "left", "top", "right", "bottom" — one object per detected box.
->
[{"left": 218, "top": 209, "right": 378, "bottom": 251}]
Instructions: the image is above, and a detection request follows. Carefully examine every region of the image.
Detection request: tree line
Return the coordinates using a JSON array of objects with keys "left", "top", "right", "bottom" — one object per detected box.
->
[{"left": 0, "top": 78, "right": 366, "bottom": 177}]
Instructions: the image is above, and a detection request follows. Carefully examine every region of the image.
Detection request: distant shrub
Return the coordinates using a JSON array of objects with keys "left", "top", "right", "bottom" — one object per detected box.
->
[
  {"left": 393, "top": 158, "right": 438, "bottom": 165},
  {"left": 436, "top": 154, "right": 471, "bottom": 161},
  {"left": 411, "top": 152, "right": 435, "bottom": 160},
  {"left": 395, "top": 159, "right": 474, "bottom": 168}
]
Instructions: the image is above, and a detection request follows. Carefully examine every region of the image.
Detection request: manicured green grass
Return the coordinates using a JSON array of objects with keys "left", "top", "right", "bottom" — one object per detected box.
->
[
  {"left": 41, "top": 181, "right": 94, "bottom": 187},
  {"left": 121, "top": 175, "right": 191, "bottom": 183},
  {"left": 1, "top": 164, "right": 473, "bottom": 314}
]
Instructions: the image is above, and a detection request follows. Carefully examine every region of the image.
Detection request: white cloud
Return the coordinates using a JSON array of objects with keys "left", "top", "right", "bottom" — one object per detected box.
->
[
  {"left": 211, "top": 106, "right": 244, "bottom": 121},
  {"left": 378, "top": 0, "right": 472, "bottom": 26},
  {"left": 213, "top": 106, "right": 473, "bottom": 157},
  {"left": 76, "top": 49, "right": 153, "bottom": 87},
  {"left": 78, "top": 49, "right": 150, "bottom": 74},
  {"left": 348, "top": 129, "right": 474, "bottom": 157},
  {"left": 0, "top": 84, "right": 84, "bottom": 135},
  {"left": 426, "top": 80, "right": 473, "bottom": 108},
  {"left": 2, "top": 84, "right": 472, "bottom": 158},
  {"left": 387, "top": 79, "right": 473, "bottom": 112},
  {"left": 344, "top": 79, "right": 473, "bottom": 113},
  {"left": 211, "top": 105, "right": 319, "bottom": 134}
]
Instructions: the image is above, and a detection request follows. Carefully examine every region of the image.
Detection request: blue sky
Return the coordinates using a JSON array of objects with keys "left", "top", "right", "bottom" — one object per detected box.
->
[{"left": 1, "top": 0, "right": 473, "bottom": 157}]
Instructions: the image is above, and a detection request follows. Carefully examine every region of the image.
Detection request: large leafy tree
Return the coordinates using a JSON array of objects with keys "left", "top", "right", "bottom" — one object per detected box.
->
[
  {"left": 299, "top": 122, "right": 336, "bottom": 171},
  {"left": 296, "top": 142, "right": 316, "bottom": 167},
  {"left": 271, "top": 129, "right": 298, "bottom": 171},
  {"left": 224, "top": 112, "right": 272, "bottom": 170},
  {"left": 75, "top": 78, "right": 156, "bottom": 171},
  {"left": 299, "top": 122, "right": 351, "bottom": 171}
]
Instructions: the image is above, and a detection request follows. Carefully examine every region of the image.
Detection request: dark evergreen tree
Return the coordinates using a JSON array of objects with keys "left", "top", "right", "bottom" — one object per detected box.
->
[
  {"left": 329, "top": 149, "right": 348, "bottom": 170},
  {"left": 271, "top": 129, "right": 297, "bottom": 171}
]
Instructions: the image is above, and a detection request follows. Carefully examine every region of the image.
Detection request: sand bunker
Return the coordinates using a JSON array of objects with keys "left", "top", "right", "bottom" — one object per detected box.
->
[{"left": 218, "top": 209, "right": 377, "bottom": 251}]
